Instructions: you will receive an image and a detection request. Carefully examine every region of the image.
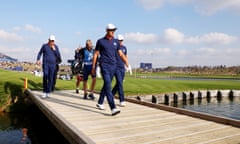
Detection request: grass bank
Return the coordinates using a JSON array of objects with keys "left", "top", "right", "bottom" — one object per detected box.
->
[
  {"left": 0, "top": 69, "right": 240, "bottom": 111},
  {"left": 124, "top": 76, "right": 240, "bottom": 95}
]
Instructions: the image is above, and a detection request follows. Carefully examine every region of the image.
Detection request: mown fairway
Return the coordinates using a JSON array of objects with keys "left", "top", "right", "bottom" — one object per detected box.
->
[
  {"left": 123, "top": 76, "right": 240, "bottom": 95},
  {"left": 1, "top": 69, "right": 240, "bottom": 96},
  {"left": 1, "top": 69, "right": 240, "bottom": 109}
]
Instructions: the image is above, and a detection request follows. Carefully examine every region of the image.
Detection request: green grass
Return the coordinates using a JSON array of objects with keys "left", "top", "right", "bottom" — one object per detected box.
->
[
  {"left": 1, "top": 69, "right": 240, "bottom": 111},
  {"left": 129, "top": 71, "right": 240, "bottom": 79},
  {"left": 123, "top": 76, "right": 240, "bottom": 95}
]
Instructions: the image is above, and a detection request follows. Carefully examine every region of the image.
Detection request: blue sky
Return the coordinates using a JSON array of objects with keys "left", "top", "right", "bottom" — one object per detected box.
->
[{"left": 0, "top": 0, "right": 240, "bottom": 68}]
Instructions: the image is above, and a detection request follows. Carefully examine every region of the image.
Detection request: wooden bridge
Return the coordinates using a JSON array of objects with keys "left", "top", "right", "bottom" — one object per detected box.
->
[{"left": 26, "top": 89, "right": 240, "bottom": 144}]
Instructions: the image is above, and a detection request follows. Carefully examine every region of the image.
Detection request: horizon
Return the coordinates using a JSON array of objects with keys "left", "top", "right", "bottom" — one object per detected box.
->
[{"left": 1, "top": 51, "right": 240, "bottom": 69}]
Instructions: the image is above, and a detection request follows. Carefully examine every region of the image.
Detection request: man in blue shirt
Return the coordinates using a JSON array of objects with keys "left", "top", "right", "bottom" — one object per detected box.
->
[
  {"left": 36, "top": 35, "right": 62, "bottom": 98},
  {"left": 74, "top": 47, "right": 84, "bottom": 94},
  {"left": 79, "top": 39, "right": 96, "bottom": 100},
  {"left": 112, "top": 34, "right": 128, "bottom": 106},
  {"left": 92, "top": 24, "right": 128, "bottom": 116}
]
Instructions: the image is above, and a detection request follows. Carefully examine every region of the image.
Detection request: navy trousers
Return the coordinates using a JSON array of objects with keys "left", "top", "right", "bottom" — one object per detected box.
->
[
  {"left": 42, "top": 63, "right": 56, "bottom": 93},
  {"left": 98, "top": 63, "right": 116, "bottom": 110},
  {"left": 112, "top": 67, "right": 125, "bottom": 102}
]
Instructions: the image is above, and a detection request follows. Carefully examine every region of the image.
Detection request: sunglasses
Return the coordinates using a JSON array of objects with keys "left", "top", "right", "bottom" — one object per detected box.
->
[{"left": 107, "top": 29, "right": 116, "bottom": 32}]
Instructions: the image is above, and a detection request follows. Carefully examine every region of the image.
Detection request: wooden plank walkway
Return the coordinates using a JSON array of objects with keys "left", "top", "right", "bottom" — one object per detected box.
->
[{"left": 26, "top": 90, "right": 240, "bottom": 144}]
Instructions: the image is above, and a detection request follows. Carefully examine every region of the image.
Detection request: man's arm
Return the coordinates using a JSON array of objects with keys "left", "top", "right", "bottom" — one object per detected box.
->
[
  {"left": 118, "top": 50, "right": 129, "bottom": 67},
  {"left": 36, "top": 45, "right": 44, "bottom": 65},
  {"left": 91, "top": 50, "right": 100, "bottom": 75}
]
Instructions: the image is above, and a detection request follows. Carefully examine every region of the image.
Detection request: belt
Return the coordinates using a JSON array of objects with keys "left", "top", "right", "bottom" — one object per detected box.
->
[{"left": 84, "top": 62, "right": 92, "bottom": 65}]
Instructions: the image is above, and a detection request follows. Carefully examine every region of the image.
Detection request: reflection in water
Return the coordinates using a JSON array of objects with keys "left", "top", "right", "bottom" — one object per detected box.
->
[
  {"left": 21, "top": 128, "right": 31, "bottom": 144},
  {"left": 0, "top": 109, "right": 32, "bottom": 144},
  {"left": 197, "top": 99, "right": 202, "bottom": 105},
  {"left": 207, "top": 97, "right": 211, "bottom": 103},
  {"left": 172, "top": 96, "right": 240, "bottom": 120},
  {"left": 0, "top": 128, "right": 31, "bottom": 144},
  {"left": 0, "top": 129, "right": 21, "bottom": 144},
  {"left": 189, "top": 99, "right": 194, "bottom": 105},
  {"left": 0, "top": 105, "right": 70, "bottom": 144}
]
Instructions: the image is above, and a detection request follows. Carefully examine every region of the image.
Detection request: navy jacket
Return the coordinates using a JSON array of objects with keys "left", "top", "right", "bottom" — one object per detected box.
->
[{"left": 37, "top": 43, "right": 62, "bottom": 65}]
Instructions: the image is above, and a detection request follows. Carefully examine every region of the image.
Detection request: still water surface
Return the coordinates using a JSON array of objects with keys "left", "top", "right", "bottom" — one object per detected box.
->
[
  {"left": 0, "top": 105, "right": 70, "bottom": 144},
  {"left": 171, "top": 96, "right": 240, "bottom": 120}
]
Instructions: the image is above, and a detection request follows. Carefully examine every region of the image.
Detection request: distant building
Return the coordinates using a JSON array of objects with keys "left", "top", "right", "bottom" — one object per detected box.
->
[
  {"left": 0, "top": 53, "right": 17, "bottom": 62},
  {"left": 140, "top": 62, "right": 152, "bottom": 70},
  {"left": 13, "top": 66, "right": 23, "bottom": 71}
]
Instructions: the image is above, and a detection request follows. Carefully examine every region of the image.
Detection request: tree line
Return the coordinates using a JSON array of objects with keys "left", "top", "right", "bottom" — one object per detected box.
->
[{"left": 141, "top": 65, "right": 240, "bottom": 75}]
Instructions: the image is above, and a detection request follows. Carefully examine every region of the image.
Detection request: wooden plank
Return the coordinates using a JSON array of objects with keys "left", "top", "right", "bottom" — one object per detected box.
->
[
  {"left": 26, "top": 89, "right": 240, "bottom": 144},
  {"left": 92, "top": 123, "right": 225, "bottom": 143},
  {"left": 25, "top": 90, "right": 96, "bottom": 144}
]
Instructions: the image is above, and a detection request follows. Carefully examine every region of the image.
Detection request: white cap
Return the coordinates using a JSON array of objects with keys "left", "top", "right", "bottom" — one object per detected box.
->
[
  {"left": 106, "top": 23, "right": 117, "bottom": 31},
  {"left": 49, "top": 35, "right": 55, "bottom": 41},
  {"left": 117, "top": 34, "right": 124, "bottom": 41}
]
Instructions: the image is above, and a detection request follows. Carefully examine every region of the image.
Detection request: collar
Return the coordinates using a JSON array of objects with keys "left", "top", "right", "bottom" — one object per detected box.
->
[{"left": 105, "top": 35, "right": 113, "bottom": 40}]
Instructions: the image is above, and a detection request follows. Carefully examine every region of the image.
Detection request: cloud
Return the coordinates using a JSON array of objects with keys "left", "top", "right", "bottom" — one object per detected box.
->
[
  {"left": 0, "top": 29, "right": 23, "bottom": 41},
  {"left": 196, "top": 47, "right": 216, "bottom": 54},
  {"left": 161, "top": 28, "right": 236, "bottom": 45},
  {"left": 0, "top": 45, "right": 34, "bottom": 61},
  {"left": 129, "top": 45, "right": 240, "bottom": 67},
  {"left": 125, "top": 28, "right": 237, "bottom": 46},
  {"left": 185, "top": 32, "right": 237, "bottom": 45},
  {"left": 125, "top": 32, "right": 158, "bottom": 44},
  {"left": 163, "top": 28, "right": 185, "bottom": 44},
  {"left": 177, "top": 49, "right": 189, "bottom": 56},
  {"left": 25, "top": 24, "right": 41, "bottom": 33},
  {"left": 126, "top": 28, "right": 239, "bottom": 67},
  {"left": 194, "top": 0, "right": 240, "bottom": 15},
  {"left": 136, "top": 0, "right": 164, "bottom": 10},
  {"left": 135, "top": 47, "right": 171, "bottom": 55},
  {"left": 136, "top": 0, "right": 240, "bottom": 15},
  {"left": 169, "top": 0, "right": 193, "bottom": 3},
  {"left": 224, "top": 48, "right": 240, "bottom": 57},
  {"left": 12, "top": 26, "right": 21, "bottom": 31}
]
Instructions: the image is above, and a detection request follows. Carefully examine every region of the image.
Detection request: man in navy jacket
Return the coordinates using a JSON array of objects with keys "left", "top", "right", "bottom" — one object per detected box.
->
[{"left": 36, "top": 35, "right": 62, "bottom": 98}]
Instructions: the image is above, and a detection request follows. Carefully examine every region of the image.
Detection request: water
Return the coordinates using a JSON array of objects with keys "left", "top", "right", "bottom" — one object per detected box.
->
[
  {"left": 171, "top": 96, "right": 240, "bottom": 120},
  {"left": 0, "top": 105, "right": 70, "bottom": 144}
]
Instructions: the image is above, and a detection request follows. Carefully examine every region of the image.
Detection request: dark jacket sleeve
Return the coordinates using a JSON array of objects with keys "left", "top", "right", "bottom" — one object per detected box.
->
[
  {"left": 37, "top": 44, "right": 44, "bottom": 61},
  {"left": 55, "top": 45, "right": 62, "bottom": 64}
]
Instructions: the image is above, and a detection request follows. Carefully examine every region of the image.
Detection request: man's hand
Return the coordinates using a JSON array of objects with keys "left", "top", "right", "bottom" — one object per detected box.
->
[
  {"left": 51, "top": 45, "right": 56, "bottom": 51},
  {"left": 36, "top": 60, "right": 41, "bottom": 65},
  {"left": 125, "top": 64, "right": 132, "bottom": 75},
  {"left": 91, "top": 66, "right": 96, "bottom": 75}
]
